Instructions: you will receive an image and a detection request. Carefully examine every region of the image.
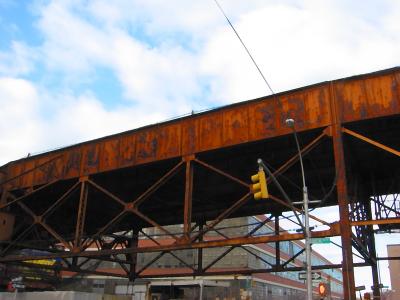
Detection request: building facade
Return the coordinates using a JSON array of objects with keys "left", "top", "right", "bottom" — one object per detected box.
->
[
  {"left": 68, "top": 216, "right": 343, "bottom": 299},
  {"left": 387, "top": 244, "right": 400, "bottom": 300}
]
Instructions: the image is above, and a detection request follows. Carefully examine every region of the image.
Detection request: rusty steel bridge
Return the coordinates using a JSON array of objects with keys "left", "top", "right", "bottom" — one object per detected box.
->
[{"left": 1, "top": 67, "right": 400, "bottom": 299}]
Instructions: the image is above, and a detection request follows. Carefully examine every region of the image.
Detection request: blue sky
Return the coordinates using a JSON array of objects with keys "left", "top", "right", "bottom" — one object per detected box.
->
[{"left": 1, "top": 0, "right": 400, "bottom": 292}]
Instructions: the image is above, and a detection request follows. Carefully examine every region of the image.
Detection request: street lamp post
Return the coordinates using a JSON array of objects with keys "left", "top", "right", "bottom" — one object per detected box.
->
[{"left": 285, "top": 118, "right": 313, "bottom": 300}]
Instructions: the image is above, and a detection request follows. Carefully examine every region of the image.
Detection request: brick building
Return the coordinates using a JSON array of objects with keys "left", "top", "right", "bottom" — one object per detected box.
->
[{"left": 64, "top": 216, "right": 343, "bottom": 299}]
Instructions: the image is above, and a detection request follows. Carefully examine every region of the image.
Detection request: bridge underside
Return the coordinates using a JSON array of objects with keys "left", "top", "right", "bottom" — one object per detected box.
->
[{"left": 1, "top": 67, "right": 400, "bottom": 299}]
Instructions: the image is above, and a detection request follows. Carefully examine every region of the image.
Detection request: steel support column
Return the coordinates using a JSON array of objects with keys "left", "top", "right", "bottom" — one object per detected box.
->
[
  {"left": 197, "top": 221, "right": 204, "bottom": 274},
  {"left": 127, "top": 228, "right": 139, "bottom": 281},
  {"left": 74, "top": 177, "right": 89, "bottom": 250},
  {"left": 275, "top": 214, "right": 281, "bottom": 269},
  {"left": 330, "top": 83, "right": 356, "bottom": 300},
  {"left": 183, "top": 156, "right": 194, "bottom": 241},
  {"left": 365, "top": 199, "right": 380, "bottom": 299}
]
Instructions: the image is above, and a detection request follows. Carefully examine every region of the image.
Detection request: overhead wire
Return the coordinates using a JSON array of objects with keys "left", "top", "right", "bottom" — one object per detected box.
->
[
  {"left": 213, "top": 0, "right": 275, "bottom": 95},
  {"left": 213, "top": 0, "right": 337, "bottom": 216}
]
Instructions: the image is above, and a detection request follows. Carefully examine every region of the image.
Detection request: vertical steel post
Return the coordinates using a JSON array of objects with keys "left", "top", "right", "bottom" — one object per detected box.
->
[
  {"left": 184, "top": 157, "right": 194, "bottom": 241},
  {"left": 197, "top": 221, "right": 204, "bottom": 275},
  {"left": 365, "top": 200, "right": 380, "bottom": 299},
  {"left": 74, "top": 177, "right": 88, "bottom": 249},
  {"left": 274, "top": 214, "right": 281, "bottom": 269},
  {"left": 285, "top": 119, "right": 312, "bottom": 300},
  {"left": 128, "top": 228, "right": 139, "bottom": 282},
  {"left": 303, "top": 186, "right": 312, "bottom": 300},
  {"left": 330, "top": 83, "right": 356, "bottom": 300}
]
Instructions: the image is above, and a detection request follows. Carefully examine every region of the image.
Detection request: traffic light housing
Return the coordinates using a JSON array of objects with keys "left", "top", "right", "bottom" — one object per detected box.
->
[
  {"left": 318, "top": 282, "right": 327, "bottom": 297},
  {"left": 251, "top": 170, "right": 268, "bottom": 200}
]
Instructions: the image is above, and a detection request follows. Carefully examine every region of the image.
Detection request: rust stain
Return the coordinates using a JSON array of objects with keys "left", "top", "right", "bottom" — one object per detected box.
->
[
  {"left": 100, "top": 139, "right": 119, "bottom": 172},
  {"left": 82, "top": 144, "right": 100, "bottom": 175},
  {"left": 119, "top": 135, "right": 136, "bottom": 167},
  {"left": 65, "top": 151, "right": 81, "bottom": 179},
  {"left": 136, "top": 131, "right": 158, "bottom": 163},
  {"left": 182, "top": 120, "right": 197, "bottom": 155},
  {"left": 2, "top": 67, "right": 400, "bottom": 190}
]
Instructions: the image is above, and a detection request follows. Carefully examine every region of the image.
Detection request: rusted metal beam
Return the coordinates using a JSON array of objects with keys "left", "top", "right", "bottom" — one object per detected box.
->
[
  {"left": 87, "top": 179, "right": 126, "bottom": 207},
  {"left": 377, "top": 256, "right": 400, "bottom": 260},
  {"left": 135, "top": 262, "right": 371, "bottom": 279},
  {"left": 84, "top": 178, "right": 180, "bottom": 244},
  {"left": 0, "top": 225, "right": 340, "bottom": 262},
  {"left": 127, "top": 229, "right": 139, "bottom": 281},
  {"left": 364, "top": 198, "right": 380, "bottom": 299},
  {"left": 350, "top": 217, "right": 400, "bottom": 226},
  {"left": 74, "top": 178, "right": 88, "bottom": 249},
  {"left": 129, "top": 208, "right": 179, "bottom": 241},
  {"left": 371, "top": 195, "right": 399, "bottom": 217},
  {"left": 269, "top": 194, "right": 330, "bottom": 226},
  {"left": 0, "top": 154, "right": 63, "bottom": 186},
  {"left": 131, "top": 161, "right": 184, "bottom": 208},
  {"left": 282, "top": 248, "right": 305, "bottom": 268},
  {"left": 203, "top": 227, "right": 274, "bottom": 272},
  {"left": 0, "top": 179, "right": 59, "bottom": 209},
  {"left": 0, "top": 224, "right": 35, "bottom": 256},
  {"left": 183, "top": 157, "right": 193, "bottom": 240},
  {"left": 42, "top": 181, "right": 80, "bottom": 218},
  {"left": 194, "top": 158, "right": 249, "bottom": 188},
  {"left": 136, "top": 252, "right": 165, "bottom": 275},
  {"left": 113, "top": 255, "right": 130, "bottom": 276},
  {"left": 190, "top": 192, "right": 252, "bottom": 242},
  {"left": 39, "top": 221, "right": 71, "bottom": 251},
  {"left": 77, "top": 257, "right": 91, "bottom": 268},
  {"left": 15, "top": 200, "right": 71, "bottom": 250},
  {"left": 203, "top": 246, "right": 235, "bottom": 272},
  {"left": 139, "top": 229, "right": 194, "bottom": 271},
  {"left": 196, "top": 221, "right": 204, "bottom": 274},
  {"left": 270, "top": 130, "right": 327, "bottom": 181},
  {"left": 81, "top": 210, "right": 126, "bottom": 250},
  {"left": 343, "top": 127, "right": 400, "bottom": 157},
  {"left": 330, "top": 83, "right": 356, "bottom": 300},
  {"left": 3, "top": 67, "right": 400, "bottom": 192}
]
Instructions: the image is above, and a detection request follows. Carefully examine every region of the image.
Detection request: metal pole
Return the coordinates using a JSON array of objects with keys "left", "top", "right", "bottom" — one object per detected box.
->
[
  {"left": 304, "top": 185, "right": 313, "bottom": 300},
  {"left": 286, "top": 118, "right": 312, "bottom": 300}
]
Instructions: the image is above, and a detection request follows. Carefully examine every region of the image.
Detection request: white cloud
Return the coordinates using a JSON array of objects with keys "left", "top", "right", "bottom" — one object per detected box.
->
[
  {"left": 0, "top": 77, "right": 42, "bottom": 164},
  {"left": 34, "top": 0, "right": 206, "bottom": 116},
  {"left": 0, "top": 1, "right": 399, "bottom": 291},
  {"left": 110, "top": 32, "right": 201, "bottom": 114},
  {"left": 1, "top": 0, "right": 398, "bottom": 161},
  {"left": 31, "top": 0, "right": 400, "bottom": 109},
  {"left": 0, "top": 77, "right": 169, "bottom": 165},
  {"left": 39, "top": 90, "right": 167, "bottom": 150},
  {"left": 200, "top": 0, "right": 400, "bottom": 104},
  {"left": 36, "top": 0, "right": 110, "bottom": 74},
  {"left": 0, "top": 41, "right": 36, "bottom": 76}
]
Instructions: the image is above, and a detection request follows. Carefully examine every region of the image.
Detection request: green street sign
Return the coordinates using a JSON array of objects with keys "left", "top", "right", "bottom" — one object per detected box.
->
[{"left": 311, "top": 237, "right": 331, "bottom": 244}]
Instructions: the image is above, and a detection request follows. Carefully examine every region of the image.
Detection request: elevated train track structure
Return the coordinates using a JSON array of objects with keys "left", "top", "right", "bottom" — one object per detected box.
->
[{"left": 1, "top": 67, "right": 400, "bottom": 299}]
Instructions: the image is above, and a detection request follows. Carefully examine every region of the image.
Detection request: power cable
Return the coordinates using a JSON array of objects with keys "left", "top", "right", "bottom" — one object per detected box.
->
[
  {"left": 214, "top": 0, "right": 336, "bottom": 213},
  {"left": 213, "top": 0, "right": 275, "bottom": 95}
]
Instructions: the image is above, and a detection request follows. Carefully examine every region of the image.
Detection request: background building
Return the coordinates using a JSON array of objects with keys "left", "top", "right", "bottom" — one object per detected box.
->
[
  {"left": 59, "top": 216, "right": 343, "bottom": 299},
  {"left": 387, "top": 244, "right": 400, "bottom": 300}
]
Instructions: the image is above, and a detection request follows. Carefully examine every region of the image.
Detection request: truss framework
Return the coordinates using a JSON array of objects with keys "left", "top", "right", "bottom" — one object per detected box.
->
[{"left": 1, "top": 123, "right": 399, "bottom": 300}]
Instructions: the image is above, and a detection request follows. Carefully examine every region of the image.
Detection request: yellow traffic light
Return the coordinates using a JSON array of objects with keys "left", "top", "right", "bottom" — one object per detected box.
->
[{"left": 251, "top": 170, "right": 268, "bottom": 200}]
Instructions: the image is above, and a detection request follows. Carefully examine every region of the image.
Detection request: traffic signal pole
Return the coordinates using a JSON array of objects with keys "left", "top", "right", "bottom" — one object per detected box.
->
[
  {"left": 257, "top": 152, "right": 312, "bottom": 300},
  {"left": 285, "top": 118, "right": 313, "bottom": 300}
]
